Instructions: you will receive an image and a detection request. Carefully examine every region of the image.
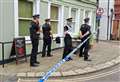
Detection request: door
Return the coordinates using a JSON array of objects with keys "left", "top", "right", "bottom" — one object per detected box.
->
[{"left": 112, "top": 20, "right": 119, "bottom": 40}]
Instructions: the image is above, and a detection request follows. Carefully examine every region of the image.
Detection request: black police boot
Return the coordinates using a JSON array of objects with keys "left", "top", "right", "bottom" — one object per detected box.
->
[
  {"left": 79, "top": 52, "right": 84, "bottom": 57},
  {"left": 79, "top": 54, "right": 83, "bottom": 57},
  {"left": 42, "top": 54, "right": 45, "bottom": 57},
  {"left": 30, "top": 63, "right": 39, "bottom": 67},
  {"left": 84, "top": 57, "right": 92, "bottom": 61},
  {"left": 68, "top": 57, "right": 73, "bottom": 60},
  {"left": 35, "top": 61, "right": 40, "bottom": 64},
  {"left": 47, "top": 54, "right": 53, "bottom": 57},
  {"left": 84, "top": 59, "right": 92, "bottom": 61}
]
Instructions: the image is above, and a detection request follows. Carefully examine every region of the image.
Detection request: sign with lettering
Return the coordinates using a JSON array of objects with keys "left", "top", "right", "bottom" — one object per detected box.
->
[
  {"left": 10, "top": 37, "right": 27, "bottom": 64},
  {"left": 14, "top": 38, "right": 26, "bottom": 58}
]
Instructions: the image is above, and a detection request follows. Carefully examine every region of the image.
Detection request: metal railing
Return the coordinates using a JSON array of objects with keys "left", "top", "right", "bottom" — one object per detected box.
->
[
  {"left": 0, "top": 39, "right": 39, "bottom": 68},
  {"left": 0, "top": 41, "right": 12, "bottom": 68},
  {"left": 0, "top": 37, "right": 80, "bottom": 68}
]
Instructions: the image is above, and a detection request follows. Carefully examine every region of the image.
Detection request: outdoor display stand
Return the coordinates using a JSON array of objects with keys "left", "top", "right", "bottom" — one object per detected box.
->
[{"left": 10, "top": 37, "right": 27, "bottom": 64}]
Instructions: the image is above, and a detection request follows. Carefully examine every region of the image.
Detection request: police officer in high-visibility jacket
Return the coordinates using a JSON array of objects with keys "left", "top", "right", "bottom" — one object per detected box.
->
[
  {"left": 29, "top": 14, "right": 41, "bottom": 67},
  {"left": 62, "top": 18, "right": 73, "bottom": 61},
  {"left": 79, "top": 18, "right": 91, "bottom": 61}
]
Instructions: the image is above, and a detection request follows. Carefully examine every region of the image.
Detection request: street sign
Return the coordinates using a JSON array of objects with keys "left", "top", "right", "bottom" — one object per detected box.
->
[{"left": 96, "top": 7, "right": 104, "bottom": 16}]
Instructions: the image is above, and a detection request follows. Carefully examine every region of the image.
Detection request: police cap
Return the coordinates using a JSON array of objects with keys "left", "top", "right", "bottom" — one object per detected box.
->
[
  {"left": 45, "top": 18, "right": 50, "bottom": 22},
  {"left": 84, "top": 18, "right": 90, "bottom": 23},
  {"left": 66, "top": 17, "right": 73, "bottom": 22},
  {"left": 33, "top": 14, "right": 40, "bottom": 18}
]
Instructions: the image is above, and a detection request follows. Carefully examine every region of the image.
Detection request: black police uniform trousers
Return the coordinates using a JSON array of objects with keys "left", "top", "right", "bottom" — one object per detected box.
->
[
  {"left": 62, "top": 34, "right": 72, "bottom": 59},
  {"left": 79, "top": 38, "right": 90, "bottom": 60},
  {"left": 30, "top": 38, "right": 39, "bottom": 65},
  {"left": 62, "top": 47, "right": 72, "bottom": 59},
  {"left": 42, "top": 37, "right": 52, "bottom": 56}
]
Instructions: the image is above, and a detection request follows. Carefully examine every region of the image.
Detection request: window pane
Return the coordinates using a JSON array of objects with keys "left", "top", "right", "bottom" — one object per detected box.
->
[
  {"left": 71, "top": 8, "right": 76, "bottom": 21},
  {"left": 18, "top": 0, "right": 33, "bottom": 18},
  {"left": 85, "top": 11, "right": 90, "bottom": 18},
  {"left": 19, "top": 20, "right": 31, "bottom": 36},
  {"left": 51, "top": 6, "right": 58, "bottom": 20},
  {"left": 51, "top": 21, "right": 58, "bottom": 34},
  {"left": 71, "top": 22, "right": 75, "bottom": 32},
  {"left": 51, "top": 5, "right": 59, "bottom": 34},
  {"left": 71, "top": 8, "right": 76, "bottom": 32}
]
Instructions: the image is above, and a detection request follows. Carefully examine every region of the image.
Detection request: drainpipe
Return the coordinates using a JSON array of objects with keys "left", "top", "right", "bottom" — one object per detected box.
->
[
  {"left": 96, "top": 0, "right": 100, "bottom": 43},
  {"left": 107, "top": 0, "right": 110, "bottom": 40},
  {"left": 110, "top": 9, "right": 113, "bottom": 40}
]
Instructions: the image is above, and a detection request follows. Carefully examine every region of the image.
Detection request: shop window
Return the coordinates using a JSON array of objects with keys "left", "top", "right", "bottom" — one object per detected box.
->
[
  {"left": 18, "top": 0, "right": 33, "bottom": 36},
  {"left": 50, "top": 5, "right": 59, "bottom": 34},
  {"left": 85, "top": 10, "right": 90, "bottom": 18},
  {"left": 71, "top": 8, "right": 77, "bottom": 32}
]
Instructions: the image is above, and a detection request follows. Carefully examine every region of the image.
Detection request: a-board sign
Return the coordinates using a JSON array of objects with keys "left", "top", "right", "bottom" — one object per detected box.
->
[{"left": 10, "top": 37, "right": 27, "bottom": 64}]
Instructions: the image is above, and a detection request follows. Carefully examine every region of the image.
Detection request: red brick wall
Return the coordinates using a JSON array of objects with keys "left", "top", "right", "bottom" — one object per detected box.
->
[
  {"left": 114, "top": 0, "right": 120, "bottom": 19},
  {"left": 112, "top": 0, "right": 120, "bottom": 40},
  {"left": 115, "top": 0, "right": 120, "bottom": 5}
]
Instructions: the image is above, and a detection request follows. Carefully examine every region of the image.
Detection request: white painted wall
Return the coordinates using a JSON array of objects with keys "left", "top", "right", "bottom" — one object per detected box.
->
[
  {"left": 99, "top": 0, "right": 114, "bottom": 40},
  {"left": 0, "top": 0, "right": 15, "bottom": 60},
  {"left": 0, "top": 0, "right": 96, "bottom": 61}
]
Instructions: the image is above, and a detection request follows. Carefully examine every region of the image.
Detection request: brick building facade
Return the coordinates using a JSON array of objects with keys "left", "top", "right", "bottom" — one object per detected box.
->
[{"left": 112, "top": 0, "right": 120, "bottom": 40}]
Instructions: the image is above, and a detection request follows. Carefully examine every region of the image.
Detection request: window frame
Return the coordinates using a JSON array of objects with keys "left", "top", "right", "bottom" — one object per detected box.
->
[
  {"left": 16, "top": 0, "right": 41, "bottom": 42},
  {"left": 71, "top": 8, "right": 77, "bottom": 33},
  {"left": 50, "top": 4, "right": 60, "bottom": 36}
]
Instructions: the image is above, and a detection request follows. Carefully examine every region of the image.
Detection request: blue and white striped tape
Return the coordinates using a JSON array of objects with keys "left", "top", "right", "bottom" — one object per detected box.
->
[{"left": 38, "top": 36, "right": 91, "bottom": 82}]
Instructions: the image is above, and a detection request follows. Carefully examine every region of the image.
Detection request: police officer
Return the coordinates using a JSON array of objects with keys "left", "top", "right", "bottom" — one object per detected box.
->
[
  {"left": 42, "top": 18, "right": 53, "bottom": 57},
  {"left": 65, "top": 17, "right": 73, "bottom": 34},
  {"left": 62, "top": 18, "right": 73, "bottom": 61},
  {"left": 79, "top": 18, "right": 91, "bottom": 61},
  {"left": 30, "top": 14, "right": 41, "bottom": 67}
]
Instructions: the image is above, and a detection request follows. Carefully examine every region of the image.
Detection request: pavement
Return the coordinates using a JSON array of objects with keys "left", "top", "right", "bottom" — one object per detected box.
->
[
  {"left": 0, "top": 41, "right": 120, "bottom": 82},
  {"left": 18, "top": 70, "right": 120, "bottom": 82}
]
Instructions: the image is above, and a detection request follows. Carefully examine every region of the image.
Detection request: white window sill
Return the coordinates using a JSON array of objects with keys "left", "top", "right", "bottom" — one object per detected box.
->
[{"left": 17, "top": 34, "right": 61, "bottom": 44}]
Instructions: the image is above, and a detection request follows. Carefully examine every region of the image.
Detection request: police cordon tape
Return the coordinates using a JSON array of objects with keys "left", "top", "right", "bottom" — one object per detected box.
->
[{"left": 38, "top": 35, "right": 92, "bottom": 82}]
